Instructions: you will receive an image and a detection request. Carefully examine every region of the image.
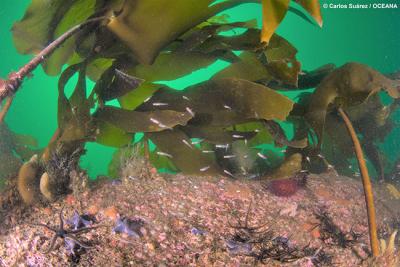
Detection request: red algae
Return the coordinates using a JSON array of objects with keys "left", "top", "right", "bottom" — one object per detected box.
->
[{"left": 268, "top": 178, "right": 300, "bottom": 197}]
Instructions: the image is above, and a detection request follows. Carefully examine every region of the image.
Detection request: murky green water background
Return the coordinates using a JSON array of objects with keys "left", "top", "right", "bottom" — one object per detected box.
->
[{"left": 1, "top": 0, "right": 399, "bottom": 178}]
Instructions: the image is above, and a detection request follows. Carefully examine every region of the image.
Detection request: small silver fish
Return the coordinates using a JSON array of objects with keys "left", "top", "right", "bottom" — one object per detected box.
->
[
  {"left": 182, "top": 139, "right": 193, "bottom": 149},
  {"left": 152, "top": 102, "right": 169, "bottom": 106},
  {"left": 257, "top": 152, "right": 267, "bottom": 159},
  {"left": 200, "top": 166, "right": 211, "bottom": 172},
  {"left": 185, "top": 107, "right": 195, "bottom": 117},
  {"left": 156, "top": 151, "right": 173, "bottom": 158},
  {"left": 223, "top": 169, "right": 234, "bottom": 177}
]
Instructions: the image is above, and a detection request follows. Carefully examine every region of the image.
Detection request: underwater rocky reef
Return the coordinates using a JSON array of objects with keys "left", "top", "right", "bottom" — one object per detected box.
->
[{"left": 0, "top": 0, "right": 400, "bottom": 266}]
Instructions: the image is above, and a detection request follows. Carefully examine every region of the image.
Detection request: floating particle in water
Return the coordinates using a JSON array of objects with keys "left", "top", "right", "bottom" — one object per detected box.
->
[
  {"left": 224, "top": 155, "right": 236, "bottom": 159},
  {"left": 216, "top": 144, "right": 229, "bottom": 149},
  {"left": 200, "top": 166, "right": 210, "bottom": 172},
  {"left": 156, "top": 151, "right": 173, "bottom": 158},
  {"left": 317, "top": 154, "right": 325, "bottom": 159},
  {"left": 254, "top": 129, "right": 261, "bottom": 133},
  {"left": 232, "top": 134, "right": 244, "bottom": 139},
  {"left": 306, "top": 156, "right": 311, "bottom": 163},
  {"left": 152, "top": 102, "right": 169, "bottom": 106},
  {"left": 182, "top": 95, "right": 190, "bottom": 101},
  {"left": 202, "top": 150, "right": 215, "bottom": 153},
  {"left": 257, "top": 152, "right": 267, "bottom": 159},
  {"left": 144, "top": 96, "right": 152, "bottom": 102},
  {"left": 185, "top": 107, "right": 195, "bottom": 116}
]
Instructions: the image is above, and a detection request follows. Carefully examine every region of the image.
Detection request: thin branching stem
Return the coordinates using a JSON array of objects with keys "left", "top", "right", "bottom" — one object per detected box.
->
[
  {"left": 0, "top": 16, "right": 110, "bottom": 104},
  {"left": 338, "top": 107, "right": 379, "bottom": 257}
]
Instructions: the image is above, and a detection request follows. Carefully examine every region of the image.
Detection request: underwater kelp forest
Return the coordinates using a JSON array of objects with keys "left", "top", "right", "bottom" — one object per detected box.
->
[{"left": 0, "top": 0, "right": 400, "bottom": 266}]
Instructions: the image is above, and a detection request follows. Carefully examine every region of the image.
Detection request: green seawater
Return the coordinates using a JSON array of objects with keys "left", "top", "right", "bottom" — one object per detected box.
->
[{"left": 1, "top": 0, "right": 399, "bottom": 178}]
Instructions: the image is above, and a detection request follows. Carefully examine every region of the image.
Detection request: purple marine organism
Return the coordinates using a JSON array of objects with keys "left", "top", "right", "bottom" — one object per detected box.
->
[
  {"left": 225, "top": 238, "right": 253, "bottom": 255},
  {"left": 67, "top": 210, "right": 96, "bottom": 230},
  {"left": 190, "top": 227, "right": 207, "bottom": 235},
  {"left": 112, "top": 217, "right": 145, "bottom": 238}
]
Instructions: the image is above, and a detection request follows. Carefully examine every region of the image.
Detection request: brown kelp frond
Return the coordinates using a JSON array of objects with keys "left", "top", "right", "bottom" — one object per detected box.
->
[
  {"left": 306, "top": 62, "right": 400, "bottom": 148},
  {"left": 261, "top": 0, "right": 323, "bottom": 43}
]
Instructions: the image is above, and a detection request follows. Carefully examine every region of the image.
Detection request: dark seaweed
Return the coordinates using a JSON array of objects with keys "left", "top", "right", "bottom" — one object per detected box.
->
[
  {"left": 226, "top": 203, "right": 308, "bottom": 264},
  {"left": 314, "top": 210, "right": 361, "bottom": 248}
]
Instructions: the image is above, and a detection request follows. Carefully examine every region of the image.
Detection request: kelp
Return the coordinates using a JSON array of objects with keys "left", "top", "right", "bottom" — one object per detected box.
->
[
  {"left": 137, "top": 78, "right": 294, "bottom": 124},
  {"left": 12, "top": 0, "right": 101, "bottom": 75},
  {"left": 95, "top": 121, "right": 133, "bottom": 148},
  {"left": 131, "top": 78, "right": 295, "bottom": 175},
  {"left": 146, "top": 129, "right": 221, "bottom": 175},
  {"left": 119, "top": 51, "right": 221, "bottom": 110},
  {"left": 306, "top": 62, "right": 400, "bottom": 146},
  {"left": 56, "top": 63, "right": 93, "bottom": 147},
  {"left": 212, "top": 32, "right": 301, "bottom": 87},
  {"left": 10, "top": 0, "right": 328, "bottom": 180},
  {"left": 94, "top": 107, "right": 193, "bottom": 133},
  {"left": 261, "top": 0, "right": 322, "bottom": 43},
  {"left": 318, "top": 95, "right": 397, "bottom": 180},
  {"left": 106, "top": 0, "right": 258, "bottom": 64},
  {"left": 94, "top": 67, "right": 144, "bottom": 102},
  {"left": 11, "top": 0, "right": 321, "bottom": 75}
]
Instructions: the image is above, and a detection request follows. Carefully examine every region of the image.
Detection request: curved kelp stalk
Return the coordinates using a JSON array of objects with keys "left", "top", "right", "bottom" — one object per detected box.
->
[
  {"left": 0, "top": 16, "right": 110, "bottom": 116},
  {"left": 0, "top": 97, "right": 13, "bottom": 124},
  {"left": 337, "top": 107, "right": 379, "bottom": 257}
]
